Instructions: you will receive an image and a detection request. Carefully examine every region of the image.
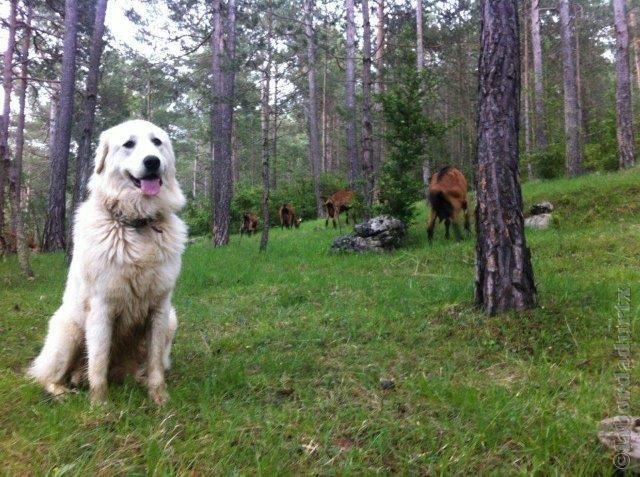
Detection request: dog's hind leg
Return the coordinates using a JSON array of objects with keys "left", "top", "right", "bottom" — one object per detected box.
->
[{"left": 28, "top": 306, "right": 84, "bottom": 396}]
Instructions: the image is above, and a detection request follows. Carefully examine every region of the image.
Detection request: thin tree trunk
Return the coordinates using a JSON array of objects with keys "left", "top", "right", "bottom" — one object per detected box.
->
[
  {"left": 211, "top": 0, "right": 237, "bottom": 246},
  {"left": 361, "top": 0, "right": 374, "bottom": 217},
  {"left": 530, "top": 0, "right": 548, "bottom": 151},
  {"left": 373, "top": 0, "right": 385, "bottom": 199},
  {"left": 475, "top": 0, "right": 536, "bottom": 315},
  {"left": 9, "top": 3, "right": 34, "bottom": 278},
  {"left": 345, "top": 0, "right": 359, "bottom": 191},
  {"left": 523, "top": 0, "right": 534, "bottom": 180},
  {"left": 71, "top": 0, "right": 108, "bottom": 251},
  {"left": 629, "top": 8, "right": 640, "bottom": 92},
  {"left": 303, "top": 0, "right": 324, "bottom": 218},
  {"left": 193, "top": 151, "right": 197, "bottom": 199},
  {"left": 42, "top": 0, "right": 78, "bottom": 252},
  {"left": 321, "top": 46, "right": 328, "bottom": 173},
  {"left": 272, "top": 62, "right": 278, "bottom": 189},
  {"left": 260, "top": 4, "right": 272, "bottom": 252},
  {"left": 559, "top": 0, "right": 583, "bottom": 177},
  {"left": 0, "top": 0, "right": 18, "bottom": 255},
  {"left": 416, "top": 0, "right": 431, "bottom": 204},
  {"left": 613, "top": 0, "right": 636, "bottom": 169}
]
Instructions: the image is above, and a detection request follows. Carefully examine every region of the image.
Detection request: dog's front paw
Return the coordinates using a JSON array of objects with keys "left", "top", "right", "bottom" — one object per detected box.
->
[
  {"left": 149, "top": 384, "right": 169, "bottom": 406},
  {"left": 90, "top": 384, "right": 108, "bottom": 405}
]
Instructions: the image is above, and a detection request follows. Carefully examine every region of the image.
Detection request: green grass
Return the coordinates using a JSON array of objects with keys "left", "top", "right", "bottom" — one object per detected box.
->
[{"left": 1, "top": 168, "right": 639, "bottom": 474}]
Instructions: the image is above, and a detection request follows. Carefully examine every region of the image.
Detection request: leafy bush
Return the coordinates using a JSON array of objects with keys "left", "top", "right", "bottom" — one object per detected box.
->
[
  {"left": 526, "top": 144, "right": 565, "bottom": 179},
  {"left": 584, "top": 113, "right": 618, "bottom": 172},
  {"left": 377, "top": 58, "right": 442, "bottom": 224},
  {"left": 181, "top": 198, "right": 211, "bottom": 237}
]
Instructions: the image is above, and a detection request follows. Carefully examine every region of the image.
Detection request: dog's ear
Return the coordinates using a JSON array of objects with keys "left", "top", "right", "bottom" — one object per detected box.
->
[{"left": 94, "top": 131, "right": 109, "bottom": 174}]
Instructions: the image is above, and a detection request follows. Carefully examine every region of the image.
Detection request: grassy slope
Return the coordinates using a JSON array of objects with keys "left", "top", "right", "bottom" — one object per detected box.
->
[{"left": 1, "top": 168, "right": 639, "bottom": 474}]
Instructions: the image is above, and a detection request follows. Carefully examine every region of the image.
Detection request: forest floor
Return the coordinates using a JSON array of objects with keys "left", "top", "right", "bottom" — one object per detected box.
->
[{"left": 1, "top": 168, "right": 640, "bottom": 474}]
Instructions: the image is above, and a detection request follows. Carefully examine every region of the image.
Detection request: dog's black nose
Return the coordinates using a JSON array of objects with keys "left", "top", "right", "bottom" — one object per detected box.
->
[{"left": 143, "top": 156, "right": 160, "bottom": 171}]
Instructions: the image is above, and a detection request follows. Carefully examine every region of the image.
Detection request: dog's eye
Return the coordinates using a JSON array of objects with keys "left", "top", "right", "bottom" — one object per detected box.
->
[
  {"left": 123, "top": 140, "right": 135, "bottom": 149},
  {"left": 152, "top": 138, "right": 162, "bottom": 146}
]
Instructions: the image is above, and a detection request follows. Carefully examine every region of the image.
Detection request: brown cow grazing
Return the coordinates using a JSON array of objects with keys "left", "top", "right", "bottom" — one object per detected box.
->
[
  {"left": 427, "top": 166, "right": 470, "bottom": 242},
  {"left": 279, "top": 203, "right": 302, "bottom": 229},
  {"left": 240, "top": 212, "right": 259, "bottom": 237},
  {"left": 325, "top": 189, "right": 356, "bottom": 229}
]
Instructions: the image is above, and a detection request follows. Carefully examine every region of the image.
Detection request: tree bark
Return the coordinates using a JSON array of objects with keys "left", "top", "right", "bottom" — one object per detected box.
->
[
  {"left": 260, "top": 5, "right": 272, "bottom": 252},
  {"left": 42, "top": 0, "right": 78, "bottom": 252},
  {"left": 475, "top": 0, "right": 536, "bottom": 315},
  {"left": 523, "top": 0, "right": 534, "bottom": 180},
  {"left": 373, "top": 0, "right": 385, "bottom": 198},
  {"left": 303, "top": 0, "right": 324, "bottom": 218},
  {"left": 272, "top": 62, "right": 278, "bottom": 189},
  {"left": 211, "top": 0, "right": 237, "bottom": 246},
  {"left": 71, "top": 0, "right": 108, "bottom": 253},
  {"left": 628, "top": 8, "right": 640, "bottom": 93},
  {"left": 9, "top": 2, "right": 34, "bottom": 278},
  {"left": 559, "top": 0, "right": 583, "bottom": 177},
  {"left": 0, "top": 0, "right": 18, "bottom": 255},
  {"left": 416, "top": 0, "right": 431, "bottom": 204},
  {"left": 530, "top": 0, "right": 548, "bottom": 151},
  {"left": 345, "top": 0, "right": 359, "bottom": 191},
  {"left": 613, "top": 0, "right": 636, "bottom": 170},
  {"left": 361, "top": 0, "right": 374, "bottom": 218}
]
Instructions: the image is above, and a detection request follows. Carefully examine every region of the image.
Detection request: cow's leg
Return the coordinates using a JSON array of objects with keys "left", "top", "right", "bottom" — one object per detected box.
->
[
  {"left": 464, "top": 207, "right": 471, "bottom": 235},
  {"left": 427, "top": 208, "right": 437, "bottom": 243},
  {"left": 444, "top": 218, "right": 451, "bottom": 240},
  {"left": 325, "top": 217, "right": 329, "bottom": 228}
]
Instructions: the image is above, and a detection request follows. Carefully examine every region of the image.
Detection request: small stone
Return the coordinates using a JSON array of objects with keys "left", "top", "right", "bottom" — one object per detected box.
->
[
  {"left": 524, "top": 213, "right": 552, "bottom": 230},
  {"left": 379, "top": 378, "right": 396, "bottom": 390},
  {"left": 331, "top": 215, "right": 406, "bottom": 252},
  {"left": 529, "top": 201, "right": 554, "bottom": 215}
]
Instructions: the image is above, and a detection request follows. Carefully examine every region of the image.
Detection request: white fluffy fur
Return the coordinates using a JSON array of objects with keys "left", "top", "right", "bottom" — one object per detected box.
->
[{"left": 28, "top": 120, "right": 187, "bottom": 405}]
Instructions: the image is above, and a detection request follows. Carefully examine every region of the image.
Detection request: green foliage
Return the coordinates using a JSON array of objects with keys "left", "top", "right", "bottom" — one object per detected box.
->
[
  {"left": 584, "top": 113, "right": 618, "bottom": 172},
  {"left": 378, "top": 54, "right": 442, "bottom": 224},
  {"left": 525, "top": 144, "right": 565, "bottom": 180},
  {"left": 181, "top": 199, "right": 211, "bottom": 237}
]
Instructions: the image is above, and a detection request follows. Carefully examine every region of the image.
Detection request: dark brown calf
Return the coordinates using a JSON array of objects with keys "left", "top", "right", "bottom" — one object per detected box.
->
[
  {"left": 240, "top": 212, "right": 259, "bottom": 237},
  {"left": 279, "top": 203, "right": 301, "bottom": 229},
  {"left": 427, "top": 166, "right": 470, "bottom": 242},
  {"left": 325, "top": 189, "right": 355, "bottom": 228}
]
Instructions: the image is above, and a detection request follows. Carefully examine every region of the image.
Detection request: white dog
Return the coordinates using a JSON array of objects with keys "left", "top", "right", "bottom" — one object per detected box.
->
[{"left": 29, "top": 120, "right": 187, "bottom": 405}]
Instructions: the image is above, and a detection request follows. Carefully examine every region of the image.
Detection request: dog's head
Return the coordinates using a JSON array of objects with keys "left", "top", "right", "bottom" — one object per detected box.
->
[{"left": 89, "top": 120, "right": 186, "bottom": 217}]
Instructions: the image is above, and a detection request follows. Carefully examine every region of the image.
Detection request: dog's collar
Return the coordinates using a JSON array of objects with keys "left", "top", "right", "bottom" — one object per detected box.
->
[{"left": 110, "top": 210, "right": 163, "bottom": 233}]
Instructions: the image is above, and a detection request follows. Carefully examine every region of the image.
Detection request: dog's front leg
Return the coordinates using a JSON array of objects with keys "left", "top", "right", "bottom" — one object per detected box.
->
[
  {"left": 86, "top": 297, "right": 112, "bottom": 404},
  {"left": 147, "top": 298, "right": 172, "bottom": 406}
]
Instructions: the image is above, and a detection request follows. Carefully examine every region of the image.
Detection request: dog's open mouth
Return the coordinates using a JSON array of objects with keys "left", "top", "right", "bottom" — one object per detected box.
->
[{"left": 127, "top": 172, "right": 163, "bottom": 196}]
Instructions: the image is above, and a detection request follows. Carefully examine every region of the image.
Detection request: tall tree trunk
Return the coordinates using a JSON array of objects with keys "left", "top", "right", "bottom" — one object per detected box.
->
[
  {"left": 530, "top": 0, "right": 548, "bottom": 151},
  {"left": 559, "top": 0, "right": 583, "bottom": 177},
  {"left": 628, "top": 8, "right": 640, "bottom": 92},
  {"left": 303, "top": 0, "right": 324, "bottom": 218},
  {"left": 9, "top": 3, "right": 34, "bottom": 278},
  {"left": 0, "top": 0, "right": 18, "bottom": 255},
  {"left": 260, "top": 5, "right": 272, "bottom": 252},
  {"left": 475, "top": 0, "right": 536, "bottom": 315},
  {"left": 523, "top": 0, "right": 534, "bottom": 180},
  {"left": 321, "top": 45, "right": 328, "bottom": 173},
  {"left": 416, "top": 0, "right": 431, "bottom": 205},
  {"left": 345, "top": 0, "right": 359, "bottom": 191},
  {"left": 373, "top": 0, "right": 385, "bottom": 199},
  {"left": 211, "top": 0, "right": 237, "bottom": 246},
  {"left": 613, "top": 0, "right": 636, "bottom": 170},
  {"left": 272, "top": 62, "right": 278, "bottom": 189},
  {"left": 71, "top": 0, "right": 108, "bottom": 252},
  {"left": 361, "top": 0, "right": 374, "bottom": 217},
  {"left": 42, "top": 0, "right": 79, "bottom": 252}
]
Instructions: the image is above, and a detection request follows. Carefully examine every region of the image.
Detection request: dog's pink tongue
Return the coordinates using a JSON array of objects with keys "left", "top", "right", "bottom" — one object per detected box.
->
[{"left": 140, "top": 178, "right": 161, "bottom": 196}]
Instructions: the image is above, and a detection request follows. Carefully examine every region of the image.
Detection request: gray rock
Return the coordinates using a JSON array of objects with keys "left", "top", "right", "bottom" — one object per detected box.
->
[
  {"left": 331, "top": 215, "right": 406, "bottom": 252},
  {"left": 598, "top": 416, "right": 640, "bottom": 469},
  {"left": 529, "top": 201, "right": 554, "bottom": 215},
  {"left": 524, "top": 213, "right": 552, "bottom": 230}
]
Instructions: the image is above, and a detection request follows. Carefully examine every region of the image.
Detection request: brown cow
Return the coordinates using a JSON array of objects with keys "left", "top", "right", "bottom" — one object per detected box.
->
[
  {"left": 279, "top": 203, "right": 301, "bottom": 229},
  {"left": 240, "top": 212, "right": 259, "bottom": 237},
  {"left": 325, "top": 189, "right": 355, "bottom": 229},
  {"left": 427, "top": 166, "right": 470, "bottom": 242}
]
